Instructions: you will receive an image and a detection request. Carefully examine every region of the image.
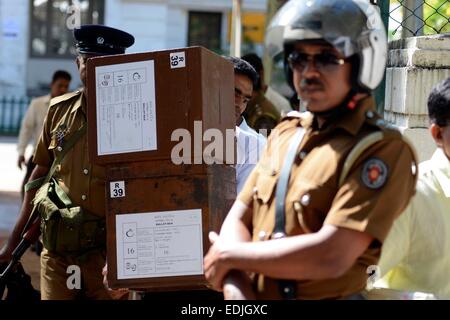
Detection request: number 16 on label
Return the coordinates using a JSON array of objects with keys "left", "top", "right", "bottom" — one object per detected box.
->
[{"left": 110, "top": 181, "right": 126, "bottom": 198}]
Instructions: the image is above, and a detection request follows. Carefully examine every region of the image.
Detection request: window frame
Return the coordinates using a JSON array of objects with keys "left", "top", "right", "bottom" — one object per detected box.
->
[
  {"left": 29, "top": 0, "right": 105, "bottom": 59},
  {"left": 187, "top": 11, "right": 223, "bottom": 54}
]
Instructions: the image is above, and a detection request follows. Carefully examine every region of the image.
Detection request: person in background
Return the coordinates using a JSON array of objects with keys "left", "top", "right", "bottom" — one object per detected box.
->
[
  {"left": 17, "top": 70, "right": 72, "bottom": 199},
  {"left": 242, "top": 53, "right": 292, "bottom": 115},
  {"left": 241, "top": 53, "right": 282, "bottom": 134},
  {"left": 375, "top": 76, "right": 450, "bottom": 299},
  {"left": 225, "top": 56, "right": 267, "bottom": 193}
]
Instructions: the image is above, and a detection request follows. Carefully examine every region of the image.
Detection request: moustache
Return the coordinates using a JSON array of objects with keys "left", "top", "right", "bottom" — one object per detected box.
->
[{"left": 300, "top": 78, "right": 324, "bottom": 90}]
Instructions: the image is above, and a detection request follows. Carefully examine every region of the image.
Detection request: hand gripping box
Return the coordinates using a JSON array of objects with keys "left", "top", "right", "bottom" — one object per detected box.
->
[{"left": 86, "top": 47, "right": 236, "bottom": 290}]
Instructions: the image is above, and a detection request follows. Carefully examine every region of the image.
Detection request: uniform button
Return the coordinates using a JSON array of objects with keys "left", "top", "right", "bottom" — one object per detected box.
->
[
  {"left": 300, "top": 193, "right": 311, "bottom": 206},
  {"left": 252, "top": 187, "right": 258, "bottom": 200},
  {"left": 81, "top": 195, "right": 87, "bottom": 201},
  {"left": 411, "top": 162, "right": 417, "bottom": 176},
  {"left": 366, "top": 111, "right": 374, "bottom": 119},
  {"left": 299, "top": 151, "right": 307, "bottom": 160},
  {"left": 258, "top": 231, "right": 266, "bottom": 241},
  {"left": 376, "top": 119, "right": 386, "bottom": 127},
  {"left": 57, "top": 146, "right": 62, "bottom": 152},
  {"left": 293, "top": 201, "right": 301, "bottom": 212},
  {"left": 271, "top": 169, "right": 277, "bottom": 176},
  {"left": 83, "top": 169, "right": 89, "bottom": 175}
]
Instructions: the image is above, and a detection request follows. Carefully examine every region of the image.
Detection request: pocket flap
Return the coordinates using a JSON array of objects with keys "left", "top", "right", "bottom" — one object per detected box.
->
[
  {"left": 60, "top": 206, "right": 83, "bottom": 227},
  {"left": 255, "top": 174, "right": 277, "bottom": 204}
]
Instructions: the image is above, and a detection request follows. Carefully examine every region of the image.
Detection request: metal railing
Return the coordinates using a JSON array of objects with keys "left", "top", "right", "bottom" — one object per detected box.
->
[
  {"left": 388, "top": 0, "right": 450, "bottom": 39},
  {"left": 0, "top": 96, "right": 31, "bottom": 135}
]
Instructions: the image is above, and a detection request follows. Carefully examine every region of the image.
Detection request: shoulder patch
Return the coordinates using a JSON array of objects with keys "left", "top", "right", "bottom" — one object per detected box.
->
[
  {"left": 361, "top": 158, "right": 389, "bottom": 189},
  {"left": 49, "top": 90, "right": 82, "bottom": 108}
]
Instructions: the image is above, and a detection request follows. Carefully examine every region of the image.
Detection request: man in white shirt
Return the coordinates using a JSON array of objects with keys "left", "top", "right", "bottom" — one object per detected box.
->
[
  {"left": 17, "top": 70, "right": 71, "bottom": 198},
  {"left": 225, "top": 56, "right": 266, "bottom": 193},
  {"left": 375, "top": 77, "right": 450, "bottom": 299}
]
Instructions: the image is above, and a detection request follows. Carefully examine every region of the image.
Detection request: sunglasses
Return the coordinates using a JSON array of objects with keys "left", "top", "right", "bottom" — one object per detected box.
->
[{"left": 288, "top": 51, "right": 348, "bottom": 73}]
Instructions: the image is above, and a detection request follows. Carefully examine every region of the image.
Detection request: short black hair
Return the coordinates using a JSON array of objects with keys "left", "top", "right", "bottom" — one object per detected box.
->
[
  {"left": 241, "top": 53, "right": 263, "bottom": 73},
  {"left": 241, "top": 53, "right": 263, "bottom": 90},
  {"left": 52, "top": 70, "right": 72, "bottom": 83},
  {"left": 224, "top": 56, "right": 258, "bottom": 88},
  {"left": 427, "top": 77, "right": 450, "bottom": 127}
]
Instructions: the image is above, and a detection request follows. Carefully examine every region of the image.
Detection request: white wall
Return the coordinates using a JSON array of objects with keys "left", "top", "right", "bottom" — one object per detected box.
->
[
  {"left": 385, "top": 35, "right": 450, "bottom": 162},
  {"left": 0, "top": 0, "right": 268, "bottom": 96},
  {"left": 0, "top": 0, "right": 29, "bottom": 96}
]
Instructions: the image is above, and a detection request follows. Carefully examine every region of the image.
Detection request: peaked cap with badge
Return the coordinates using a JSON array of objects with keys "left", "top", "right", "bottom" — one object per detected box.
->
[{"left": 74, "top": 24, "right": 135, "bottom": 56}]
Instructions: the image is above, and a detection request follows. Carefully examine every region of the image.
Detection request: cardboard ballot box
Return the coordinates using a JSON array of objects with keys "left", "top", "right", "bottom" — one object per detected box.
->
[{"left": 86, "top": 47, "right": 236, "bottom": 290}]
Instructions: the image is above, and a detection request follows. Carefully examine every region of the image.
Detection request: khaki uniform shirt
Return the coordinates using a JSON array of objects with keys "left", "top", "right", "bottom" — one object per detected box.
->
[
  {"left": 245, "top": 90, "right": 281, "bottom": 132},
  {"left": 238, "top": 96, "right": 417, "bottom": 299},
  {"left": 33, "top": 90, "right": 106, "bottom": 217}
]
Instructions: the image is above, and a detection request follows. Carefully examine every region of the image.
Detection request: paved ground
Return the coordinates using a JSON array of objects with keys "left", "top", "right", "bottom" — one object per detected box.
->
[{"left": 0, "top": 136, "right": 40, "bottom": 292}]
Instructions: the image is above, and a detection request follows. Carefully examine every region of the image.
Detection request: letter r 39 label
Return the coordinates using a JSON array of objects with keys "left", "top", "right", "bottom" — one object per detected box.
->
[{"left": 110, "top": 181, "right": 125, "bottom": 198}]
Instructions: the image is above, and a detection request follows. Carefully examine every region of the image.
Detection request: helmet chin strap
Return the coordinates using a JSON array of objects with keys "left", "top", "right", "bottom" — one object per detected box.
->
[{"left": 307, "top": 88, "right": 358, "bottom": 120}]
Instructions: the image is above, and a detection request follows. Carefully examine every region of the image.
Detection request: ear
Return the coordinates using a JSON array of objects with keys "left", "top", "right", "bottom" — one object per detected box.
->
[{"left": 430, "top": 123, "right": 444, "bottom": 148}]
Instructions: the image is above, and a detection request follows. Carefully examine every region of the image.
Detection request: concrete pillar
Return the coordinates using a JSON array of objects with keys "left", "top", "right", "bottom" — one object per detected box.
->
[{"left": 385, "top": 34, "right": 450, "bottom": 162}]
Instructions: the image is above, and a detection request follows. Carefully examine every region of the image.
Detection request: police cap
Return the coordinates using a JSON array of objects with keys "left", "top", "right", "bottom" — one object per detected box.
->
[{"left": 74, "top": 24, "right": 135, "bottom": 56}]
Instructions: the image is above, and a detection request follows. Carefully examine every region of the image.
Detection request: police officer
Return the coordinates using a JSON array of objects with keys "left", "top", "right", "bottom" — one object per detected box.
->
[
  {"left": 0, "top": 25, "right": 134, "bottom": 300},
  {"left": 203, "top": 0, "right": 418, "bottom": 300},
  {"left": 241, "top": 54, "right": 282, "bottom": 134}
]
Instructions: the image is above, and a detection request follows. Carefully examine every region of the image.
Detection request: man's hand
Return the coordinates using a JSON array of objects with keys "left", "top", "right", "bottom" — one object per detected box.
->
[
  {"left": 17, "top": 156, "right": 26, "bottom": 170},
  {"left": 102, "top": 263, "right": 129, "bottom": 300},
  {"left": 204, "top": 232, "right": 234, "bottom": 292}
]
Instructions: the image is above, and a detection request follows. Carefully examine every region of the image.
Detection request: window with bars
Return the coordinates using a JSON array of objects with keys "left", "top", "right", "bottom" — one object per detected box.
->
[{"left": 29, "top": 0, "right": 104, "bottom": 58}]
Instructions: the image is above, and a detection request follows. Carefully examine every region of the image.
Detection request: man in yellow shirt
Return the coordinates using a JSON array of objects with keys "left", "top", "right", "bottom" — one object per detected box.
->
[{"left": 376, "top": 77, "right": 450, "bottom": 299}]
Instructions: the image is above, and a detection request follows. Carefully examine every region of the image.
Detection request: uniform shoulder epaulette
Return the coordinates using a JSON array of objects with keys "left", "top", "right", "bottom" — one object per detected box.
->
[
  {"left": 49, "top": 90, "right": 82, "bottom": 108},
  {"left": 366, "top": 111, "right": 399, "bottom": 132}
]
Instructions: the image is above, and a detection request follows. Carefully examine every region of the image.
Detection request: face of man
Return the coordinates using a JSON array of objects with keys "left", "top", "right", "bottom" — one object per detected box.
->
[
  {"left": 234, "top": 73, "right": 253, "bottom": 125},
  {"left": 76, "top": 54, "right": 97, "bottom": 87},
  {"left": 50, "top": 78, "right": 70, "bottom": 98},
  {"left": 290, "top": 41, "right": 352, "bottom": 113}
]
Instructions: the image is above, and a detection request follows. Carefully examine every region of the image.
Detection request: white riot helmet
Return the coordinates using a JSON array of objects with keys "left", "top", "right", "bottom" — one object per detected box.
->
[{"left": 265, "top": 0, "right": 387, "bottom": 92}]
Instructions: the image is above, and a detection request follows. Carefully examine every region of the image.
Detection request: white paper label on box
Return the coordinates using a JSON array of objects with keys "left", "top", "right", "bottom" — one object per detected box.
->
[
  {"left": 110, "top": 181, "right": 125, "bottom": 198},
  {"left": 95, "top": 60, "right": 157, "bottom": 156},
  {"left": 169, "top": 52, "right": 186, "bottom": 69},
  {"left": 115, "top": 209, "right": 203, "bottom": 279}
]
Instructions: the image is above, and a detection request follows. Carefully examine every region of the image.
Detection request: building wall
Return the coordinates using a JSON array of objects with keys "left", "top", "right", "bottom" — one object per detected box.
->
[
  {"left": 385, "top": 34, "right": 450, "bottom": 162},
  {"left": 0, "top": 0, "right": 29, "bottom": 96},
  {"left": 1, "top": 0, "right": 268, "bottom": 97}
]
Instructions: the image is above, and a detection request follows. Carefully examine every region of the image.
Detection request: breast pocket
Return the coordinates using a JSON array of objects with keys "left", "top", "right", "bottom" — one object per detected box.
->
[
  {"left": 252, "top": 172, "right": 278, "bottom": 241},
  {"left": 288, "top": 181, "right": 336, "bottom": 233}
]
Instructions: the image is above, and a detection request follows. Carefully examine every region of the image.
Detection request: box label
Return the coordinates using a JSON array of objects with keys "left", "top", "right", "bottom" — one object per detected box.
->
[
  {"left": 170, "top": 52, "right": 186, "bottom": 69},
  {"left": 95, "top": 60, "right": 157, "bottom": 156},
  {"left": 115, "top": 209, "right": 203, "bottom": 279},
  {"left": 110, "top": 181, "right": 125, "bottom": 198}
]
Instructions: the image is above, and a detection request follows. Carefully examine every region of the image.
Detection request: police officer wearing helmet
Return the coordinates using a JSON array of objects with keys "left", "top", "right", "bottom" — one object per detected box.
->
[
  {"left": 204, "top": 0, "right": 418, "bottom": 300},
  {"left": 0, "top": 25, "right": 134, "bottom": 300}
]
